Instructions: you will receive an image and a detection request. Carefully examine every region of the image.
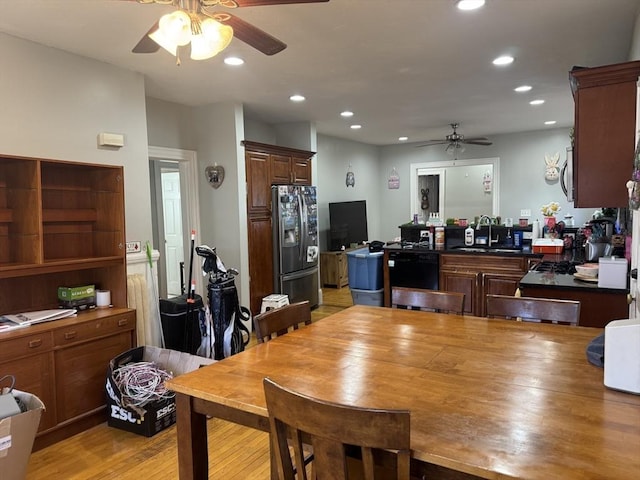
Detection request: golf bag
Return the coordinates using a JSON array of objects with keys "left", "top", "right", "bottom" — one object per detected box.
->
[{"left": 196, "top": 245, "right": 250, "bottom": 360}]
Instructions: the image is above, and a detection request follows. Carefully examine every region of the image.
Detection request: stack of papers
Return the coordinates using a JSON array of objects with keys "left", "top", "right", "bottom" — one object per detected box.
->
[{"left": 0, "top": 309, "right": 77, "bottom": 332}]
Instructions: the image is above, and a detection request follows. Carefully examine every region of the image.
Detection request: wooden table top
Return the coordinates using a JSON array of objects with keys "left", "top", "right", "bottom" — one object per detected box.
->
[{"left": 166, "top": 305, "right": 640, "bottom": 480}]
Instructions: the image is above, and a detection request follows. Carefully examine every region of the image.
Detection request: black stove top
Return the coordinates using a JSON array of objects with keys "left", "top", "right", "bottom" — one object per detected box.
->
[{"left": 531, "top": 260, "right": 581, "bottom": 275}]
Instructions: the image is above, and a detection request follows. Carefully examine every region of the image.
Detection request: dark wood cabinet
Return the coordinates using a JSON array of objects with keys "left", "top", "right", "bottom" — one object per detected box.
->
[
  {"left": 0, "top": 155, "right": 134, "bottom": 449},
  {"left": 439, "top": 254, "right": 529, "bottom": 316},
  {"left": 570, "top": 61, "right": 640, "bottom": 207},
  {"left": 242, "top": 141, "right": 315, "bottom": 315}
]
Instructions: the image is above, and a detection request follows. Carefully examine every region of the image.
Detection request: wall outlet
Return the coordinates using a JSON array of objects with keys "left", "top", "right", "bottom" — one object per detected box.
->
[
  {"left": 520, "top": 209, "right": 531, "bottom": 217},
  {"left": 126, "top": 241, "right": 141, "bottom": 253}
]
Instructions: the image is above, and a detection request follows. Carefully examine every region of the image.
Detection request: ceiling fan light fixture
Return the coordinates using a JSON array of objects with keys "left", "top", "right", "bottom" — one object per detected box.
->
[
  {"left": 445, "top": 141, "right": 465, "bottom": 156},
  {"left": 190, "top": 17, "right": 233, "bottom": 60},
  {"left": 149, "top": 10, "right": 192, "bottom": 56}
]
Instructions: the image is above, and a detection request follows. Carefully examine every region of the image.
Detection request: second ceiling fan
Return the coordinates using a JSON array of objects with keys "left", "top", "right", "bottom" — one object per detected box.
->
[
  {"left": 416, "top": 123, "right": 492, "bottom": 154},
  {"left": 127, "top": 0, "right": 329, "bottom": 62}
]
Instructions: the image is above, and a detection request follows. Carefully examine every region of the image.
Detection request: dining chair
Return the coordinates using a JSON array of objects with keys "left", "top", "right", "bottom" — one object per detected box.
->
[
  {"left": 263, "top": 377, "right": 411, "bottom": 480},
  {"left": 391, "top": 286, "right": 465, "bottom": 315},
  {"left": 485, "top": 294, "right": 580, "bottom": 325},
  {"left": 253, "top": 300, "right": 312, "bottom": 344}
]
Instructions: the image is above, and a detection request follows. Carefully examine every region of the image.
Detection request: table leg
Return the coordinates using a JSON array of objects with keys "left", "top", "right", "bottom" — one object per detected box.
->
[{"left": 175, "top": 392, "right": 209, "bottom": 480}]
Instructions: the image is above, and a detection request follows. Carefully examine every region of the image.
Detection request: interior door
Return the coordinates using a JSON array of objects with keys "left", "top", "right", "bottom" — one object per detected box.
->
[{"left": 161, "top": 169, "right": 184, "bottom": 297}]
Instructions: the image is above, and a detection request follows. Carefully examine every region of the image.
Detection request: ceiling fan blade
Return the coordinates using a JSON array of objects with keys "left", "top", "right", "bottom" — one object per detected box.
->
[
  {"left": 415, "top": 141, "right": 448, "bottom": 148},
  {"left": 132, "top": 21, "right": 161, "bottom": 53},
  {"left": 220, "top": 12, "right": 286, "bottom": 55},
  {"left": 463, "top": 138, "right": 493, "bottom": 146},
  {"left": 234, "top": 0, "right": 329, "bottom": 6}
]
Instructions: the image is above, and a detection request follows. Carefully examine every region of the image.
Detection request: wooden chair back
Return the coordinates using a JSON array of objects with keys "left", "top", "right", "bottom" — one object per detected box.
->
[
  {"left": 391, "top": 287, "right": 465, "bottom": 315},
  {"left": 263, "top": 377, "right": 411, "bottom": 480},
  {"left": 485, "top": 294, "right": 580, "bottom": 325},
  {"left": 253, "top": 301, "right": 312, "bottom": 343}
]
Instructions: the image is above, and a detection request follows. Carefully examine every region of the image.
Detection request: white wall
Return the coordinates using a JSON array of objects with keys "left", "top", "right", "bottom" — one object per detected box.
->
[
  {"left": 0, "top": 32, "right": 152, "bottom": 245},
  {"left": 146, "top": 97, "right": 196, "bottom": 150},
  {"left": 316, "top": 135, "right": 381, "bottom": 250},
  {"left": 377, "top": 128, "right": 594, "bottom": 241}
]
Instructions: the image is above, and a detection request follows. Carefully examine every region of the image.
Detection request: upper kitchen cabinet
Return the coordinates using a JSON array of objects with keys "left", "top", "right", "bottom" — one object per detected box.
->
[{"left": 570, "top": 60, "right": 640, "bottom": 208}]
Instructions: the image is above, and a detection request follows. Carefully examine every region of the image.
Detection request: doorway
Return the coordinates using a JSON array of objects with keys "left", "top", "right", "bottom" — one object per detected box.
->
[{"left": 148, "top": 146, "right": 202, "bottom": 300}]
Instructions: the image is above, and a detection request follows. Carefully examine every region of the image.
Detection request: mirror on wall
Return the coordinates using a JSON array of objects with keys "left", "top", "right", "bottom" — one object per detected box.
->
[{"left": 410, "top": 158, "right": 500, "bottom": 222}]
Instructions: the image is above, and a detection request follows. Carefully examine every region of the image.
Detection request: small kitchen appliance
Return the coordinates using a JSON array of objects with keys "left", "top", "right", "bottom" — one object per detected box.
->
[
  {"left": 598, "top": 256, "right": 628, "bottom": 289},
  {"left": 604, "top": 318, "right": 640, "bottom": 394}
]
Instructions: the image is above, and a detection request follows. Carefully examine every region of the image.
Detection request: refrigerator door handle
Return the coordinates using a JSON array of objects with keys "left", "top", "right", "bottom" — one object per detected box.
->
[
  {"left": 299, "top": 187, "right": 306, "bottom": 263},
  {"left": 282, "top": 265, "right": 319, "bottom": 282}
]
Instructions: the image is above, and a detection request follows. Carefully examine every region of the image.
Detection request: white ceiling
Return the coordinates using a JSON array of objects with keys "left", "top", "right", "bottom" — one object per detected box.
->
[{"left": 0, "top": 0, "right": 638, "bottom": 146}]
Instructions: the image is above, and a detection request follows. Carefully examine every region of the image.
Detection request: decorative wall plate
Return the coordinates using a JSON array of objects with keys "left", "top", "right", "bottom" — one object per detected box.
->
[{"left": 206, "top": 165, "right": 225, "bottom": 189}]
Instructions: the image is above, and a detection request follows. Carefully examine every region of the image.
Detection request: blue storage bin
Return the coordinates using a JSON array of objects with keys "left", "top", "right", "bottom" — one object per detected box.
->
[{"left": 347, "top": 248, "right": 383, "bottom": 290}]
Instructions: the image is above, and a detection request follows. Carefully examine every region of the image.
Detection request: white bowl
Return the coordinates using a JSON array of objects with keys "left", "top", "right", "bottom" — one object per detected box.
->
[{"left": 575, "top": 263, "right": 599, "bottom": 277}]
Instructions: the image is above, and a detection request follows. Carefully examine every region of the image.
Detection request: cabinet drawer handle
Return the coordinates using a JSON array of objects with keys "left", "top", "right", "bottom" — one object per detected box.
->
[
  {"left": 28, "top": 339, "right": 43, "bottom": 348},
  {"left": 118, "top": 318, "right": 129, "bottom": 327},
  {"left": 64, "top": 331, "right": 78, "bottom": 340}
]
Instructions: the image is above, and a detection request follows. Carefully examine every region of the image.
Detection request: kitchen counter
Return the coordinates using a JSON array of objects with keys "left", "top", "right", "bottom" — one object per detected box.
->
[
  {"left": 519, "top": 270, "right": 628, "bottom": 293},
  {"left": 519, "top": 271, "right": 629, "bottom": 328}
]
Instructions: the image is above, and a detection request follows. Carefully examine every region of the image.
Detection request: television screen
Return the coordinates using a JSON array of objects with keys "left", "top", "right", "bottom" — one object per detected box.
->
[{"left": 328, "top": 200, "right": 368, "bottom": 251}]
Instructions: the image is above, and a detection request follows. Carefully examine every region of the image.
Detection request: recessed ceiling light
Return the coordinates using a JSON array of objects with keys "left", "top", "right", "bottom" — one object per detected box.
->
[
  {"left": 224, "top": 56, "right": 244, "bottom": 66},
  {"left": 456, "top": 0, "right": 485, "bottom": 11},
  {"left": 398, "top": 136, "right": 408, "bottom": 142},
  {"left": 493, "top": 55, "right": 514, "bottom": 66},
  {"left": 350, "top": 124, "right": 362, "bottom": 130},
  {"left": 514, "top": 85, "right": 532, "bottom": 93},
  {"left": 544, "top": 120, "right": 557, "bottom": 125},
  {"left": 290, "top": 94, "right": 305, "bottom": 102},
  {"left": 341, "top": 111, "right": 354, "bottom": 117},
  {"left": 530, "top": 99, "right": 545, "bottom": 105}
]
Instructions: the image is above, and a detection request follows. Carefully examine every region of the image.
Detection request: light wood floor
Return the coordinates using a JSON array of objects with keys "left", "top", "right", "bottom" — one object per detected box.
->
[{"left": 26, "top": 288, "right": 353, "bottom": 480}]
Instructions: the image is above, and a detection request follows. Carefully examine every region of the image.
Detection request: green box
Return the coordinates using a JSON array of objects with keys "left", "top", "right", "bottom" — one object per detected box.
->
[{"left": 58, "top": 285, "right": 95, "bottom": 301}]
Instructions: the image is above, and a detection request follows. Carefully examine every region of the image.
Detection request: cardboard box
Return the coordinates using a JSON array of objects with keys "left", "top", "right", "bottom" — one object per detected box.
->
[
  {"left": 58, "top": 284, "right": 96, "bottom": 310},
  {"left": 0, "top": 390, "right": 45, "bottom": 480},
  {"left": 106, "top": 346, "right": 215, "bottom": 437}
]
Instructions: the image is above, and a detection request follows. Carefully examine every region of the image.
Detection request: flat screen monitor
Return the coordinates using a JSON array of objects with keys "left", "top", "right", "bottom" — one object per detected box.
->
[{"left": 328, "top": 200, "right": 368, "bottom": 251}]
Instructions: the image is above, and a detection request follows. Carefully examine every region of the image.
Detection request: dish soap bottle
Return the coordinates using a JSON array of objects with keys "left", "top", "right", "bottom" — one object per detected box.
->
[{"left": 465, "top": 225, "right": 475, "bottom": 246}]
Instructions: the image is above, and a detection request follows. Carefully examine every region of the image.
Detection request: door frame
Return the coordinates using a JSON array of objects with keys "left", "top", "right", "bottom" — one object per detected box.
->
[{"left": 149, "top": 146, "right": 203, "bottom": 299}]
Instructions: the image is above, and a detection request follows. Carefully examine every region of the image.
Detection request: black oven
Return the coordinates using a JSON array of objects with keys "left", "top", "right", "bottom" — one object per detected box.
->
[{"left": 388, "top": 250, "right": 439, "bottom": 291}]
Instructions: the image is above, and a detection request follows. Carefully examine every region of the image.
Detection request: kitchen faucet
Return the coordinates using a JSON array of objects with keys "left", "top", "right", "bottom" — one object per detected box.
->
[{"left": 477, "top": 215, "right": 499, "bottom": 246}]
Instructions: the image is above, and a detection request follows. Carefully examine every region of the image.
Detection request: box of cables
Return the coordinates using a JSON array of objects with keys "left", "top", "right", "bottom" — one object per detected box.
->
[{"left": 106, "top": 346, "right": 215, "bottom": 437}]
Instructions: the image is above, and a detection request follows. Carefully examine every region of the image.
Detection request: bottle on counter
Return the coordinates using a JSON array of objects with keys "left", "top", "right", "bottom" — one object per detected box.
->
[
  {"left": 532, "top": 219, "right": 541, "bottom": 239},
  {"left": 435, "top": 226, "right": 445, "bottom": 249},
  {"left": 464, "top": 226, "right": 475, "bottom": 246}
]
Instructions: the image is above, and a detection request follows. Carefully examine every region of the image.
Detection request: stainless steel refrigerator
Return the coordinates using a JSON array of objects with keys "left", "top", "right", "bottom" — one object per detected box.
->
[{"left": 272, "top": 185, "right": 319, "bottom": 308}]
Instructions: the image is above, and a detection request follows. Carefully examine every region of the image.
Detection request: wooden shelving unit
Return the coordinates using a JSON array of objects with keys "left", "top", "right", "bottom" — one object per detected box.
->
[{"left": 0, "top": 154, "right": 134, "bottom": 449}]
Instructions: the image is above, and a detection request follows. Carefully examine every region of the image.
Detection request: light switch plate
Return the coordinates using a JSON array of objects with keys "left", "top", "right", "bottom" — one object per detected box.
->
[
  {"left": 520, "top": 209, "right": 531, "bottom": 217},
  {"left": 126, "top": 241, "right": 141, "bottom": 253}
]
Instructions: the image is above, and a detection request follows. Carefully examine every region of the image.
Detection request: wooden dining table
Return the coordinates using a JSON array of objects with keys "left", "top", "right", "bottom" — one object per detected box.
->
[{"left": 165, "top": 305, "right": 640, "bottom": 480}]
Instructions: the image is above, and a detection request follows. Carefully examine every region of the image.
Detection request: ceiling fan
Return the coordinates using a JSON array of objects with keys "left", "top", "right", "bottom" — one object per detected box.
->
[
  {"left": 416, "top": 123, "right": 492, "bottom": 154},
  {"left": 126, "top": 0, "right": 329, "bottom": 62}
]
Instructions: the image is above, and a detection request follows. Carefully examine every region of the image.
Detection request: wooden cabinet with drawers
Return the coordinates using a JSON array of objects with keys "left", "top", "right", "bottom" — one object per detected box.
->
[{"left": 0, "top": 155, "right": 133, "bottom": 449}]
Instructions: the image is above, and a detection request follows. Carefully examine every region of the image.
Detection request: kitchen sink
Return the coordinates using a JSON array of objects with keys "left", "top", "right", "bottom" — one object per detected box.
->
[{"left": 451, "top": 246, "right": 523, "bottom": 254}]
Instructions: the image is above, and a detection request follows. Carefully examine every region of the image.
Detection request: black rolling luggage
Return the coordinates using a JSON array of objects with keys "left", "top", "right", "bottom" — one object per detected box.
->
[{"left": 159, "top": 294, "right": 203, "bottom": 355}]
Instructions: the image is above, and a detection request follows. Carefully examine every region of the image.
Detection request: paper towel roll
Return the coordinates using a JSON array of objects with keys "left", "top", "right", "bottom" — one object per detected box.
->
[{"left": 96, "top": 290, "right": 111, "bottom": 307}]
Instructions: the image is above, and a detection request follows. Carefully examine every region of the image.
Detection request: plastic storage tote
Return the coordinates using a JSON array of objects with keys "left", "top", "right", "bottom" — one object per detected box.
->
[
  {"left": 347, "top": 248, "right": 384, "bottom": 290},
  {"left": 350, "top": 288, "right": 384, "bottom": 306}
]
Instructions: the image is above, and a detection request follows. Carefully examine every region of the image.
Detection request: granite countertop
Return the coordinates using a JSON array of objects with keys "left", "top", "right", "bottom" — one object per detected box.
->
[
  {"left": 519, "top": 271, "right": 628, "bottom": 293},
  {"left": 384, "top": 242, "right": 543, "bottom": 258}
]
